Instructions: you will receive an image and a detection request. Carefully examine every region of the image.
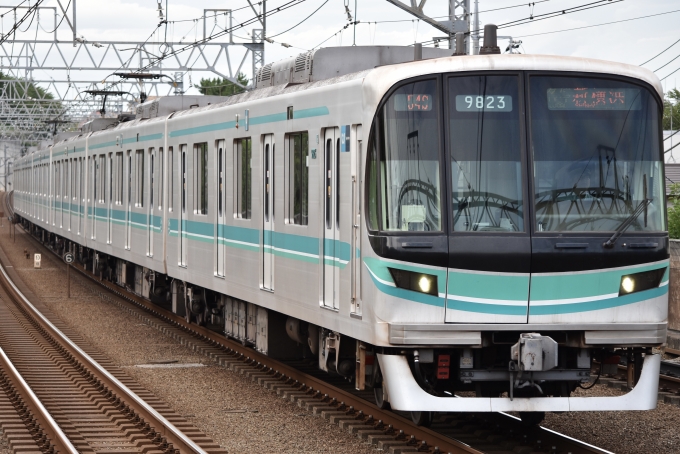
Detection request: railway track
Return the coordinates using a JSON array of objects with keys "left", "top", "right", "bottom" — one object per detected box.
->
[
  {"left": 0, "top": 193, "right": 227, "bottom": 453},
  {"left": 4, "top": 211, "right": 613, "bottom": 453}
]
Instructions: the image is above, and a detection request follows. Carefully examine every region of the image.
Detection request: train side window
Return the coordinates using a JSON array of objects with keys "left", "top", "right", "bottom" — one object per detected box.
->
[
  {"left": 168, "top": 147, "right": 173, "bottom": 212},
  {"left": 158, "top": 147, "right": 163, "bottom": 210},
  {"left": 115, "top": 152, "right": 123, "bottom": 204},
  {"left": 234, "top": 137, "right": 252, "bottom": 219},
  {"left": 287, "top": 132, "right": 309, "bottom": 225},
  {"left": 150, "top": 148, "right": 155, "bottom": 210},
  {"left": 92, "top": 157, "right": 97, "bottom": 203},
  {"left": 217, "top": 144, "right": 223, "bottom": 217},
  {"left": 99, "top": 155, "right": 106, "bottom": 203},
  {"left": 135, "top": 149, "right": 144, "bottom": 207},
  {"left": 194, "top": 142, "right": 208, "bottom": 215}
]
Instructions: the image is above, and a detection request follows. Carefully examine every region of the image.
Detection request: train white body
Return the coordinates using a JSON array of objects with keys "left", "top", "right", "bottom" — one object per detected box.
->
[{"left": 12, "top": 47, "right": 669, "bottom": 420}]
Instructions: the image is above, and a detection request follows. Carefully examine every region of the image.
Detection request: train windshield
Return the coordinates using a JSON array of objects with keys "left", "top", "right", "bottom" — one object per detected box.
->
[
  {"left": 530, "top": 76, "right": 664, "bottom": 232},
  {"left": 448, "top": 75, "right": 524, "bottom": 232},
  {"left": 370, "top": 78, "right": 442, "bottom": 232}
]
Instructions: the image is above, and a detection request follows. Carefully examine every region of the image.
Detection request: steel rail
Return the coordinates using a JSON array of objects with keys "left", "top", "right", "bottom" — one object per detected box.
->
[
  {"left": 0, "top": 249, "right": 209, "bottom": 454},
  {"left": 0, "top": 344, "right": 78, "bottom": 454},
  {"left": 78, "top": 264, "right": 610, "bottom": 454},
  {"left": 77, "top": 264, "right": 481, "bottom": 454}
]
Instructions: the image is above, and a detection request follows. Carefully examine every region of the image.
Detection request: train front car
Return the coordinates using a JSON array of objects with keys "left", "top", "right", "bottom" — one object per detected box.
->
[{"left": 363, "top": 55, "right": 666, "bottom": 424}]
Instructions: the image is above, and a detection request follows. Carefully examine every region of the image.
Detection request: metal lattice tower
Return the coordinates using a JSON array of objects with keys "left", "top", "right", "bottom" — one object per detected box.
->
[
  {"left": 0, "top": 2, "right": 267, "bottom": 132},
  {"left": 383, "top": 0, "right": 470, "bottom": 52},
  {"left": 0, "top": 0, "right": 267, "bottom": 186}
]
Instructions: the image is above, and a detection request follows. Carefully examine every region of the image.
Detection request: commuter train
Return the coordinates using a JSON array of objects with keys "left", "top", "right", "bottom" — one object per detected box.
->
[{"left": 12, "top": 41, "right": 667, "bottom": 426}]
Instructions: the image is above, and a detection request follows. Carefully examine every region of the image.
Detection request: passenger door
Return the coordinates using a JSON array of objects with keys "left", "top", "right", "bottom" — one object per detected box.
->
[
  {"left": 216, "top": 140, "right": 226, "bottom": 277},
  {"left": 179, "top": 145, "right": 187, "bottom": 267},
  {"left": 127, "top": 152, "right": 133, "bottom": 249},
  {"left": 322, "top": 127, "right": 340, "bottom": 310},
  {"left": 351, "top": 125, "right": 362, "bottom": 315},
  {"left": 148, "top": 149, "right": 154, "bottom": 256},
  {"left": 262, "top": 134, "right": 274, "bottom": 290}
]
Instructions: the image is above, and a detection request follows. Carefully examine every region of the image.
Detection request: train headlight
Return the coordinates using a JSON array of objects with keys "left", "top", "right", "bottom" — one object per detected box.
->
[
  {"left": 388, "top": 268, "right": 438, "bottom": 296},
  {"left": 618, "top": 268, "right": 666, "bottom": 296},
  {"left": 620, "top": 276, "right": 635, "bottom": 294},
  {"left": 418, "top": 276, "right": 432, "bottom": 294}
]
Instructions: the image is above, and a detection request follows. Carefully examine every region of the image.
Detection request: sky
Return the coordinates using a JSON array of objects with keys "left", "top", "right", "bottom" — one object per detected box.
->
[{"left": 3, "top": 0, "right": 680, "bottom": 97}]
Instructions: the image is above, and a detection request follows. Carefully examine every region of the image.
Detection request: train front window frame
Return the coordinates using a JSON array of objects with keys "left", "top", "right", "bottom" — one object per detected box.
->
[
  {"left": 366, "top": 77, "right": 444, "bottom": 234},
  {"left": 528, "top": 73, "right": 665, "bottom": 234},
  {"left": 446, "top": 73, "right": 526, "bottom": 234}
]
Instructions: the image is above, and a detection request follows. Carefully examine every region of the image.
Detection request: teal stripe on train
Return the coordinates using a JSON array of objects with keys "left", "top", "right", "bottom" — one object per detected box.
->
[
  {"left": 365, "top": 256, "right": 668, "bottom": 315},
  {"left": 168, "top": 107, "right": 329, "bottom": 138},
  {"left": 167, "top": 219, "right": 350, "bottom": 266}
]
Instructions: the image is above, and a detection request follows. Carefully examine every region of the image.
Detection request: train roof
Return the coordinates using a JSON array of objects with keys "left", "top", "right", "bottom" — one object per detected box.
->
[{"left": 25, "top": 51, "right": 663, "bottom": 160}]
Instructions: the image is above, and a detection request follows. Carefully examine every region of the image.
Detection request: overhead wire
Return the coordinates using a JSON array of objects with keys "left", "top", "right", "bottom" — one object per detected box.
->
[
  {"left": 269, "top": 0, "right": 329, "bottom": 38},
  {"left": 413, "top": 0, "right": 622, "bottom": 48},
  {"left": 514, "top": 9, "right": 680, "bottom": 39},
  {"left": 641, "top": 35, "right": 680, "bottom": 66},
  {"left": 0, "top": 0, "right": 43, "bottom": 44},
  {"left": 495, "top": 0, "right": 622, "bottom": 30},
  {"left": 136, "top": 0, "right": 308, "bottom": 73}
]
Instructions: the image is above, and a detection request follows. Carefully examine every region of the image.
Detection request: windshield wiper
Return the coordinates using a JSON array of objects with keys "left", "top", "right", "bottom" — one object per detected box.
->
[{"left": 603, "top": 198, "right": 651, "bottom": 248}]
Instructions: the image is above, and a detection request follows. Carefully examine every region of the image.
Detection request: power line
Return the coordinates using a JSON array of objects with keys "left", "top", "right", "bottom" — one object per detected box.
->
[
  {"left": 661, "top": 65, "right": 680, "bottom": 81},
  {"left": 496, "top": 0, "right": 621, "bottom": 31},
  {"left": 641, "top": 36, "right": 680, "bottom": 66},
  {"left": 0, "top": 0, "right": 44, "bottom": 45},
  {"left": 133, "top": 0, "right": 308, "bottom": 79},
  {"left": 514, "top": 9, "right": 680, "bottom": 39},
  {"left": 269, "top": 0, "right": 329, "bottom": 38},
  {"left": 655, "top": 53, "right": 680, "bottom": 73}
]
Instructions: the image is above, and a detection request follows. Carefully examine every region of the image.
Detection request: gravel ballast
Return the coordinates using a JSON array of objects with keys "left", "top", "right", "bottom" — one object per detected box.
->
[
  {"left": 0, "top": 224, "right": 377, "bottom": 453},
  {"left": 4, "top": 221, "right": 680, "bottom": 453}
]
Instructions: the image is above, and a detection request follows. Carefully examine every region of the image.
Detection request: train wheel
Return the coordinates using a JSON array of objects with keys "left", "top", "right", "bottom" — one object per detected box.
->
[
  {"left": 410, "top": 411, "right": 433, "bottom": 427},
  {"left": 519, "top": 411, "right": 545, "bottom": 426}
]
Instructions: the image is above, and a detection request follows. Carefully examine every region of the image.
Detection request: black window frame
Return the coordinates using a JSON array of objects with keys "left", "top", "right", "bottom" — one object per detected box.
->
[
  {"left": 525, "top": 70, "right": 666, "bottom": 237},
  {"left": 443, "top": 70, "right": 530, "bottom": 237},
  {"left": 365, "top": 74, "right": 448, "bottom": 237}
]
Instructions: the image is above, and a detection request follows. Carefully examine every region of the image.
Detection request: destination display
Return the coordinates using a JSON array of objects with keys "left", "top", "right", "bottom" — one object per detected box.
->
[
  {"left": 393, "top": 93, "right": 433, "bottom": 111},
  {"left": 455, "top": 95, "right": 513, "bottom": 112},
  {"left": 547, "top": 88, "right": 641, "bottom": 110}
]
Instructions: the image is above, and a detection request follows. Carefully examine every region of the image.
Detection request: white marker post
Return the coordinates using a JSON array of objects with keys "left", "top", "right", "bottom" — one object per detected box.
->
[
  {"left": 63, "top": 253, "right": 74, "bottom": 298},
  {"left": 34, "top": 254, "right": 41, "bottom": 269}
]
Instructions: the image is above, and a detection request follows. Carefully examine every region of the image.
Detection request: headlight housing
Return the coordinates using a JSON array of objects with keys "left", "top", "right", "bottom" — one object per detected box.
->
[
  {"left": 388, "top": 268, "right": 439, "bottom": 296},
  {"left": 619, "top": 268, "right": 666, "bottom": 296}
]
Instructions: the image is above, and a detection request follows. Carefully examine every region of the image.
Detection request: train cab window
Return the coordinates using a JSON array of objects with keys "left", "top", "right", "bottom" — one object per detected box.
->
[
  {"left": 530, "top": 76, "right": 664, "bottom": 232},
  {"left": 235, "top": 138, "right": 252, "bottom": 219},
  {"left": 287, "top": 132, "right": 309, "bottom": 225},
  {"left": 448, "top": 75, "right": 524, "bottom": 232},
  {"left": 368, "top": 79, "right": 441, "bottom": 232},
  {"left": 194, "top": 142, "right": 208, "bottom": 215},
  {"left": 135, "top": 149, "right": 144, "bottom": 207}
]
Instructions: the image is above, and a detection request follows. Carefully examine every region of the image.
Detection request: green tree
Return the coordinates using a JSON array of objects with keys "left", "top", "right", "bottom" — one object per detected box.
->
[
  {"left": 196, "top": 73, "right": 249, "bottom": 96},
  {"left": 668, "top": 183, "right": 680, "bottom": 239},
  {"left": 664, "top": 88, "right": 680, "bottom": 131}
]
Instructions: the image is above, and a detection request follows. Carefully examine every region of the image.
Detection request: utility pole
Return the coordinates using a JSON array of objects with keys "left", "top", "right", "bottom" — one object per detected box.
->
[
  {"left": 473, "top": 0, "right": 480, "bottom": 55},
  {"left": 3, "top": 144, "right": 6, "bottom": 192}
]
